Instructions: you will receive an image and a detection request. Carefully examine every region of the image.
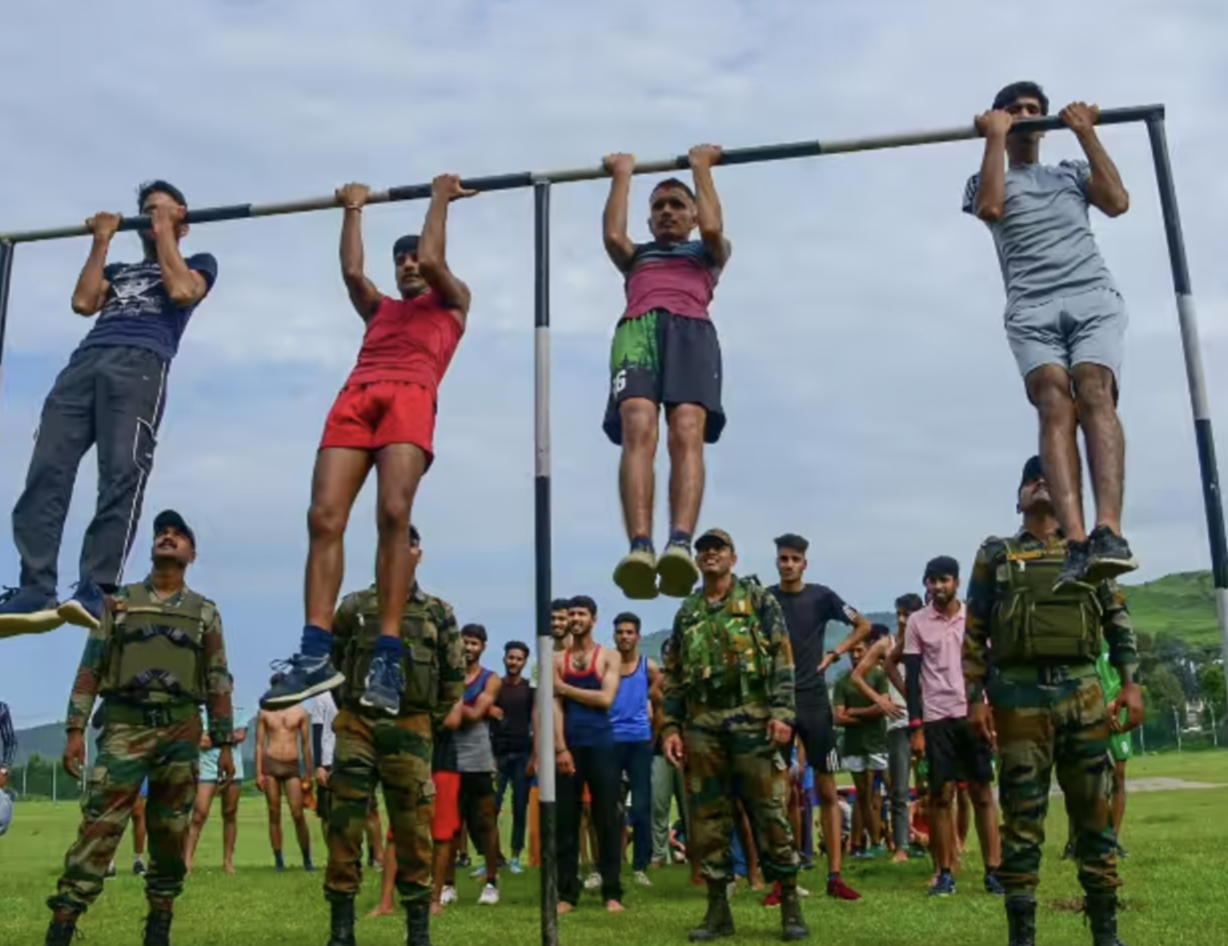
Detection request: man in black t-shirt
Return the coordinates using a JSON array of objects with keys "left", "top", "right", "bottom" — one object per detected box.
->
[
  {"left": 492, "top": 640, "right": 534, "bottom": 872},
  {"left": 769, "top": 533, "right": 871, "bottom": 902}
]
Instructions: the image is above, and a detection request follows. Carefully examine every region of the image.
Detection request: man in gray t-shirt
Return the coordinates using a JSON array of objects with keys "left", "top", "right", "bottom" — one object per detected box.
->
[{"left": 964, "top": 80, "right": 1137, "bottom": 592}]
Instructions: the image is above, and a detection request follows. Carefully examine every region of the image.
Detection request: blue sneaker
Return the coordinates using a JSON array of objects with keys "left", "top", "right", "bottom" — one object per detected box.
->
[
  {"left": 260, "top": 654, "right": 344, "bottom": 710},
  {"left": 58, "top": 581, "right": 105, "bottom": 630},
  {"left": 0, "top": 586, "right": 63, "bottom": 636},
  {"left": 360, "top": 653, "right": 404, "bottom": 715},
  {"left": 508, "top": 857, "right": 524, "bottom": 875},
  {"left": 984, "top": 871, "right": 1005, "bottom": 896},
  {"left": 928, "top": 872, "right": 956, "bottom": 897}
]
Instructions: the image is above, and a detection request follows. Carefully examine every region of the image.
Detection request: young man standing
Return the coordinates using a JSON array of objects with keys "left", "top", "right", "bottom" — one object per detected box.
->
[
  {"left": 263, "top": 174, "right": 476, "bottom": 714},
  {"left": 184, "top": 694, "right": 247, "bottom": 874},
  {"left": 609, "top": 611, "right": 662, "bottom": 886},
  {"left": 493, "top": 640, "right": 534, "bottom": 874},
  {"left": 0, "top": 184, "right": 217, "bottom": 635},
  {"left": 601, "top": 147, "right": 732, "bottom": 601},
  {"left": 650, "top": 636, "right": 689, "bottom": 869},
  {"left": 255, "top": 697, "right": 314, "bottom": 872},
  {"left": 553, "top": 596, "right": 624, "bottom": 914},
  {"left": 768, "top": 533, "right": 871, "bottom": 901},
  {"left": 833, "top": 637, "right": 889, "bottom": 859},
  {"left": 965, "top": 82, "right": 1136, "bottom": 588},
  {"left": 897, "top": 557, "right": 1002, "bottom": 898},
  {"left": 453, "top": 624, "right": 502, "bottom": 905}
]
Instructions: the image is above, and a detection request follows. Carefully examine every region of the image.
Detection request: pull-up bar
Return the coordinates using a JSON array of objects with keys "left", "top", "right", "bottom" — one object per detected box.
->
[{"left": 0, "top": 105, "right": 1162, "bottom": 245}]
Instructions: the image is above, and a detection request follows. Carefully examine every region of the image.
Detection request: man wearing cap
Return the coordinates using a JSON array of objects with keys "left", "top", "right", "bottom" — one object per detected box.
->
[
  {"left": 964, "top": 456, "right": 1143, "bottom": 946},
  {"left": 769, "top": 532, "right": 872, "bottom": 901},
  {"left": 965, "top": 81, "right": 1136, "bottom": 592},
  {"left": 322, "top": 524, "right": 466, "bottom": 946},
  {"left": 661, "top": 528, "right": 808, "bottom": 941},
  {"left": 44, "top": 510, "right": 233, "bottom": 946},
  {"left": 264, "top": 173, "right": 477, "bottom": 717}
]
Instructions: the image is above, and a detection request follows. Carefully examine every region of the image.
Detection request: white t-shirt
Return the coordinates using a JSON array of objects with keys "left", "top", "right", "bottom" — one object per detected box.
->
[{"left": 308, "top": 693, "right": 338, "bottom": 767}]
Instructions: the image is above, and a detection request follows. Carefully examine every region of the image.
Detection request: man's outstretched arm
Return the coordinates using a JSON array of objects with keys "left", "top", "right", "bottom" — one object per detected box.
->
[
  {"left": 337, "top": 182, "right": 384, "bottom": 320},
  {"left": 1061, "top": 102, "right": 1129, "bottom": 217},
  {"left": 71, "top": 213, "right": 120, "bottom": 315},
  {"left": 602, "top": 153, "right": 637, "bottom": 271},
  {"left": 966, "top": 110, "right": 1013, "bottom": 222},
  {"left": 418, "top": 173, "right": 475, "bottom": 318},
  {"left": 688, "top": 144, "right": 731, "bottom": 269}
]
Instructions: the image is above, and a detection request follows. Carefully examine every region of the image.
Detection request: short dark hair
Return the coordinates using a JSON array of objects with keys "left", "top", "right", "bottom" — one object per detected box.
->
[
  {"left": 568, "top": 595, "right": 597, "bottom": 617},
  {"left": 409, "top": 524, "right": 421, "bottom": 546},
  {"left": 894, "top": 593, "right": 924, "bottom": 615},
  {"left": 551, "top": 598, "right": 570, "bottom": 613},
  {"left": 504, "top": 640, "right": 530, "bottom": 658},
  {"left": 661, "top": 636, "right": 675, "bottom": 659},
  {"left": 651, "top": 178, "right": 695, "bottom": 201},
  {"left": 923, "top": 556, "right": 960, "bottom": 582},
  {"left": 869, "top": 623, "right": 891, "bottom": 643},
  {"left": 774, "top": 533, "right": 809, "bottom": 554},
  {"left": 392, "top": 234, "right": 420, "bottom": 259},
  {"left": 992, "top": 81, "right": 1050, "bottom": 116},
  {"left": 461, "top": 623, "right": 487, "bottom": 643},
  {"left": 613, "top": 612, "right": 641, "bottom": 632},
  {"left": 138, "top": 179, "right": 187, "bottom": 212}
]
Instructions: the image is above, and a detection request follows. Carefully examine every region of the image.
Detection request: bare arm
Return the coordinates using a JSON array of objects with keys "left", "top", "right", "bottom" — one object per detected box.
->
[
  {"left": 883, "top": 633, "right": 908, "bottom": 700},
  {"left": 149, "top": 208, "right": 208, "bottom": 307},
  {"left": 648, "top": 658, "right": 664, "bottom": 708},
  {"left": 971, "top": 111, "right": 1013, "bottom": 222},
  {"left": 71, "top": 215, "right": 119, "bottom": 315},
  {"left": 1064, "top": 103, "right": 1129, "bottom": 217},
  {"left": 602, "top": 154, "right": 636, "bottom": 271},
  {"left": 689, "top": 145, "right": 731, "bottom": 269},
  {"left": 850, "top": 637, "right": 890, "bottom": 703},
  {"left": 556, "top": 650, "right": 619, "bottom": 710},
  {"left": 299, "top": 710, "right": 313, "bottom": 774},
  {"left": 417, "top": 174, "right": 474, "bottom": 318},
  {"left": 255, "top": 714, "right": 267, "bottom": 779},
  {"left": 336, "top": 183, "right": 383, "bottom": 320},
  {"left": 461, "top": 673, "right": 501, "bottom": 723},
  {"left": 553, "top": 655, "right": 568, "bottom": 754}
]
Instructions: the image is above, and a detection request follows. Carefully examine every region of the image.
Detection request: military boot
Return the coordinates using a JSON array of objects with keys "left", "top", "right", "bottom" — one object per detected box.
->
[
  {"left": 326, "top": 897, "right": 357, "bottom": 946},
  {"left": 1085, "top": 893, "right": 1128, "bottom": 946},
  {"left": 143, "top": 906, "right": 174, "bottom": 946},
  {"left": 406, "top": 902, "right": 432, "bottom": 946},
  {"left": 44, "top": 915, "right": 78, "bottom": 946},
  {"left": 779, "top": 882, "right": 810, "bottom": 941},
  {"left": 689, "top": 880, "right": 735, "bottom": 942},
  {"left": 1006, "top": 896, "right": 1037, "bottom": 946}
]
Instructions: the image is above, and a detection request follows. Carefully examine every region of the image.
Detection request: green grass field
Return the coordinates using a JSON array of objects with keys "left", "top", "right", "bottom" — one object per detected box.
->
[{"left": 3, "top": 751, "right": 1226, "bottom": 946}]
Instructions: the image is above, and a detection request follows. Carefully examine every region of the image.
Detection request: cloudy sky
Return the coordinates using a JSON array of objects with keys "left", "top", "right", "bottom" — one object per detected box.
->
[{"left": 1, "top": 0, "right": 1225, "bottom": 726}]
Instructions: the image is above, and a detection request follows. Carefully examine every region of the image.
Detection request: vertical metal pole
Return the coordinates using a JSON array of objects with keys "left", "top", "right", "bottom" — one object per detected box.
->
[
  {"left": 0, "top": 240, "right": 14, "bottom": 429},
  {"left": 1146, "top": 117, "right": 1228, "bottom": 689},
  {"left": 532, "top": 181, "right": 559, "bottom": 946}
]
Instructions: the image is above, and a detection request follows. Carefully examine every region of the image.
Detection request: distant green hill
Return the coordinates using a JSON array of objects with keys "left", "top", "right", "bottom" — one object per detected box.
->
[{"left": 1121, "top": 570, "right": 1221, "bottom": 647}]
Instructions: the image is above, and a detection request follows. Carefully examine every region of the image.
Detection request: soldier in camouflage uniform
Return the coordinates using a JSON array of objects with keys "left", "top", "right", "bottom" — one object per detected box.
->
[
  {"left": 323, "top": 524, "right": 465, "bottom": 946},
  {"left": 45, "top": 510, "right": 233, "bottom": 946},
  {"left": 964, "top": 457, "right": 1143, "bottom": 946},
  {"left": 661, "top": 528, "right": 807, "bottom": 943}
]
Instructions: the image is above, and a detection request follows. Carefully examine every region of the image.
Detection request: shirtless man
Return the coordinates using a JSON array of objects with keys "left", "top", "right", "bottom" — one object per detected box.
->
[{"left": 256, "top": 685, "right": 314, "bottom": 872}]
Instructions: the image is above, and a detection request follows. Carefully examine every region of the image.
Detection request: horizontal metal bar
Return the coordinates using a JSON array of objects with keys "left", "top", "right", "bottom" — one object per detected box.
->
[{"left": 0, "top": 104, "right": 1163, "bottom": 244}]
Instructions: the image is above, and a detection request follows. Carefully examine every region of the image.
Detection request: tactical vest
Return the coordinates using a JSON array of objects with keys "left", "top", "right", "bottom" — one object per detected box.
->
[
  {"left": 338, "top": 588, "right": 446, "bottom": 714},
  {"left": 101, "top": 584, "right": 213, "bottom": 702},
  {"left": 674, "top": 575, "right": 772, "bottom": 706},
  {"left": 989, "top": 537, "right": 1103, "bottom": 667}
]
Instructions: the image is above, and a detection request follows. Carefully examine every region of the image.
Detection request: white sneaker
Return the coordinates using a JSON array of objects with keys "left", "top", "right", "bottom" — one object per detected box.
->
[
  {"left": 797, "top": 885, "right": 810, "bottom": 898},
  {"left": 584, "top": 871, "right": 602, "bottom": 891},
  {"left": 634, "top": 870, "right": 651, "bottom": 887},
  {"left": 440, "top": 885, "right": 458, "bottom": 905},
  {"left": 478, "top": 883, "right": 500, "bottom": 906}
]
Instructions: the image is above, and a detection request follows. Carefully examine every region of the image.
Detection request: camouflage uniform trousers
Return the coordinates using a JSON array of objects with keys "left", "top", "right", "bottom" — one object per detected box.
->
[
  {"left": 685, "top": 702, "right": 799, "bottom": 884},
  {"left": 49, "top": 715, "right": 203, "bottom": 915},
  {"left": 325, "top": 708, "right": 434, "bottom": 905},
  {"left": 990, "top": 672, "right": 1121, "bottom": 899}
]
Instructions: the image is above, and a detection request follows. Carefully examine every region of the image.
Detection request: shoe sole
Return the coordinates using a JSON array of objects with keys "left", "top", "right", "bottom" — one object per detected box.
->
[
  {"left": 358, "top": 693, "right": 401, "bottom": 715},
  {"left": 57, "top": 601, "right": 100, "bottom": 630},
  {"left": 1084, "top": 554, "right": 1139, "bottom": 584},
  {"left": 614, "top": 558, "right": 659, "bottom": 600},
  {"left": 260, "top": 670, "right": 345, "bottom": 710},
  {"left": 656, "top": 552, "right": 699, "bottom": 599},
  {"left": 0, "top": 608, "right": 65, "bottom": 637}
]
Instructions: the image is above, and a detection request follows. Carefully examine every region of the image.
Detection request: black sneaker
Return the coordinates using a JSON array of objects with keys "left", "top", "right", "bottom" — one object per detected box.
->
[
  {"left": 260, "top": 654, "right": 344, "bottom": 710},
  {"left": 1086, "top": 527, "right": 1138, "bottom": 583},
  {"left": 1053, "top": 539, "right": 1091, "bottom": 592}
]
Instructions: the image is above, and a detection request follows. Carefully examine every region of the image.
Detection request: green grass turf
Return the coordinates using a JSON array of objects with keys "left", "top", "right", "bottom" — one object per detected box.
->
[{"left": 2, "top": 751, "right": 1226, "bottom": 945}]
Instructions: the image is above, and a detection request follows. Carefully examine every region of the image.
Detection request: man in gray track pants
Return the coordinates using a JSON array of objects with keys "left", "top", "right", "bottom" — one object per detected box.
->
[{"left": 0, "top": 180, "right": 216, "bottom": 637}]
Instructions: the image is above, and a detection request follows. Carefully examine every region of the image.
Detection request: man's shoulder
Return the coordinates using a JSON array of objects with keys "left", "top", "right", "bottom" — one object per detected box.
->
[
  {"left": 185, "top": 252, "right": 219, "bottom": 275},
  {"left": 411, "top": 587, "right": 456, "bottom": 619}
]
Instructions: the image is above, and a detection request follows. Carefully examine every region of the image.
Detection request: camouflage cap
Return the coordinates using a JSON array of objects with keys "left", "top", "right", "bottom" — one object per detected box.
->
[{"left": 694, "top": 528, "right": 734, "bottom": 552}]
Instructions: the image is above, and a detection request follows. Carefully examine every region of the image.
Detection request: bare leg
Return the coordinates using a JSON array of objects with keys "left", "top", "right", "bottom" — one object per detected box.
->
[
  {"left": 184, "top": 782, "right": 216, "bottom": 873},
  {"left": 1026, "top": 366, "right": 1086, "bottom": 542},
  {"left": 266, "top": 778, "right": 284, "bottom": 855},
  {"left": 221, "top": 781, "right": 241, "bottom": 874},
  {"left": 132, "top": 796, "right": 147, "bottom": 859},
  {"left": 1072, "top": 364, "right": 1125, "bottom": 534},
  {"left": 969, "top": 782, "right": 1001, "bottom": 871},
  {"left": 366, "top": 804, "right": 384, "bottom": 864},
  {"left": 665, "top": 404, "right": 706, "bottom": 535},
  {"left": 431, "top": 841, "right": 452, "bottom": 915},
  {"left": 816, "top": 774, "right": 843, "bottom": 875},
  {"left": 956, "top": 786, "right": 971, "bottom": 852},
  {"left": 368, "top": 844, "right": 399, "bottom": 917},
  {"left": 373, "top": 444, "right": 428, "bottom": 640},
  {"left": 618, "top": 398, "right": 659, "bottom": 540},
  {"left": 305, "top": 448, "right": 373, "bottom": 629},
  {"left": 284, "top": 777, "right": 313, "bottom": 862}
]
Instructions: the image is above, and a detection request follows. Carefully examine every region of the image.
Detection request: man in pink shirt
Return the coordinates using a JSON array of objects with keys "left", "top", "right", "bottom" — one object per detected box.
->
[
  {"left": 599, "top": 146, "right": 732, "bottom": 602},
  {"left": 897, "top": 556, "right": 1002, "bottom": 898}
]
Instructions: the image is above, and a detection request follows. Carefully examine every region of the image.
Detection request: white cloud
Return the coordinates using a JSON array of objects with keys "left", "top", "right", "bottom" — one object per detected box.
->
[{"left": 2, "top": 0, "right": 1227, "bottom": 721}]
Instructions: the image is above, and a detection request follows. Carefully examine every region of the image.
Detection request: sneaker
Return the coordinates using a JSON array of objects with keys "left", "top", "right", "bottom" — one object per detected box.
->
[
  {"left": 0, "top": 586, "right": 63, "bottom": 636},
  {"left": 761, "top": 882, "right": 782, "bottom": 907},
  {"left": 440, "top": 885, "right": 457, "bottom": 905},
  {"left": 360, "top": 653, "right": 404, "bottom": 716},
  {"left": 106, "top": 860, "right": 117, "bottom": 878},
  {"left": 928, "top": 872, "right": 956, "bottom": 897},
  {"left": 1086, "top": 526, "right": 1138, "bottom": 583},
  {"left": 260, "top": 654, "right": 344, "bottom": 709},
  {"left": 1053, "top": 539, "right": 1091, "bottom": 592},
  {"left": 907, "top": 843, "right": 928, "bottom": 860},
  {"left": 797, "top": 885, "right": 810, "bottom": 898},
  {"left": 614, "top": 548, "right": 659, "bottom": 600},
  {"left": 799, "top": 856, "right": 814, "bottom": 871},
  {"left": 456, "top": 853, "right": 471, "bottom": 869},
  {"left": 1115, "top": 844, "right": 1129, "bottom": 858},
  {"left": 471, "top": 863, "right": 489, "bottom": 878},
  {"left": 867, "top": 845, "right": 887, "bottom": 859},
  {"left": 984, "top": 871, "right": 1005, "bottom": 896},
  {"left": 57, "top": 581, "right": 105, "bottom": 630},
  {"left": 478, "top": 883, "right": 499, "bottom": 906},
  {"left": 508, "top": 857, "right": 524, "bottom": 875},
  {"left": 634, "top": 870, "right": 651, "bottom": 886},
  {"left": 656, "top": 541, "right": 700, "bottom": 598},
  {"left": 851, "top": 848, "right": 873, "bottom": 860},
  {"left": 826, "top": 875, "right": 861, "bottom": 901},
  {"left": 584, "top": 871, "right": 602, "bottom": 891},
  {"left": 133, "top": 857, "right": 147, "bottom": 876},
  {"left": 1063, "top": 840, "right": 1076, "bottom": 861}
]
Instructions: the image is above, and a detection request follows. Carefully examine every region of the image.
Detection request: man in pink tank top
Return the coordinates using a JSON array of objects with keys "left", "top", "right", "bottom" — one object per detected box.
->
[
  {"left": 262, "top": 174, "right": 476, "bottom": 715},
  {"left": 600, "top": 145, "right": 733, "bottom": 603}
]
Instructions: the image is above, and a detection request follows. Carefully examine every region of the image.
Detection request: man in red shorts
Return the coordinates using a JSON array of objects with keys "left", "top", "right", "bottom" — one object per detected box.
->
[{"left": 262, "top": 174, "right": 476, "bottom": 713}]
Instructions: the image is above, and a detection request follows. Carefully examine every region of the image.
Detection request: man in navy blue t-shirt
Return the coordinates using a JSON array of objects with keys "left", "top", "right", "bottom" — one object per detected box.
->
[{"left": 0, "top": 180, "right": 217, "bottom": 635}]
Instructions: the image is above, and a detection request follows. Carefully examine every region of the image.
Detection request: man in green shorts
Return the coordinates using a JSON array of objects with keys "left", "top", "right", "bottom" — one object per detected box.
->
[{"left": 599, "top": 146, "right": 732, "bottom": 600}]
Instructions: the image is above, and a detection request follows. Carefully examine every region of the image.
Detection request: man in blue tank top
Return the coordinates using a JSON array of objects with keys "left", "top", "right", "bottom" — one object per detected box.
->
[
  {"left": 552, "top": 596, "right": 624, "bottom": 913},
  {"left": 609, "top": 612, "right": 663, "bottom": 886}
]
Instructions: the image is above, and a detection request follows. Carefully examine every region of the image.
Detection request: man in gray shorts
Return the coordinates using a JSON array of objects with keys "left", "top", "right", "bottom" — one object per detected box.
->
[{"left": 964, "top": 81, "right": 1137, "bottom": 589}]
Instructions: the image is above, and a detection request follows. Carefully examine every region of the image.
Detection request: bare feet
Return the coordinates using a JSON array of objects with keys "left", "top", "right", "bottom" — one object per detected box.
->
[
  {"left": 606, "top": 900, "right": 624, "bottom": 913},
  {"left": 430, "top": 902, "right": 444, "bottom": 917},
  {"left": 892, "top": 851, "right": 909, "bottom": 864},
  {"left": 557, "top": 902, "right": 574, "bottom": 915},
  {"left": 689, "top": 874, "right": 705, "bottom": 887},
  {"left": 223, "top": 862, "right": 236, "bottom": 875},
  {"left": 366, "top": 902, "right": 396, "bottom": 919}
]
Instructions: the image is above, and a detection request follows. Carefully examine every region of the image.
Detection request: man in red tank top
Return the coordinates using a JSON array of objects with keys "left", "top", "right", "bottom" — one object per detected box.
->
[{"left": 262, "top": 174, "right": 476, "bottom": 714}]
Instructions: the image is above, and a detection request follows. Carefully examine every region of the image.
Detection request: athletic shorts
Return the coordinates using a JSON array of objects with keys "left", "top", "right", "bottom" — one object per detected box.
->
[
  {"left": 199, "top": 748, "right": 245, "bottom": 784},
  {"left": 844, "top": 753, "right": 888, "bottom": 774},
  {"left": 263, "top": 756, "right": 299, "bottom": 782},
  {"left": 602, "top": 308, "right": 725, "bottom": 445},
  {"left": 795, "top": 693, "right": 837, "bottom": 775},
  {"left": 923, "top": 717, "right": 994, "bottom": 797},
  {"left": 320, "top": 380, "right": 437, "bottom": 465},
  {"left": 1108, "top": 730, "right": 1133, "bottom": 763},
  {"left": 1005, "top": 287, "right": 1127, "bottom": 388},
  {"left": 432, "top": 770, "right": 462, "bottom": 843}
]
